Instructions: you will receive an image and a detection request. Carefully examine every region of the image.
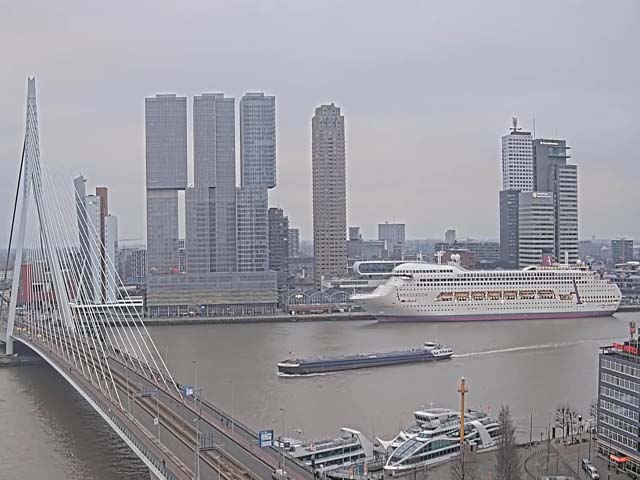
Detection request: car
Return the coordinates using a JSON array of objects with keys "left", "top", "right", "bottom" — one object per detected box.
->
[
  {"left": 581, "top": 458, "right": 591, "bottom": 471},
  {"left": 272, "top": 469, "right": 289, "bottom": 480},
  {"left": 586, "top": 465, "right": 599, "bottom": 479}
]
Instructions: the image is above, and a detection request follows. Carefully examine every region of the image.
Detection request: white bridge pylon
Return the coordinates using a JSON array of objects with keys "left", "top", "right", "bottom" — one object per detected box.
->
[{"left": 5, "top": 77, "right": 180, "bottom": 404}]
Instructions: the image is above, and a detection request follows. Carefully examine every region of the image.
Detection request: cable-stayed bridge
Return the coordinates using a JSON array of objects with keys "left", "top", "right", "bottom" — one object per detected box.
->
[{"left": 0, "top": 78, "right": 313, "bottom": 480}]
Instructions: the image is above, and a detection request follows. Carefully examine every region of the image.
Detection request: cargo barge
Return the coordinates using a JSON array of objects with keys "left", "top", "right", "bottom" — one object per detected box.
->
[{"left": 277, "top": 342, "right": 453, "bottom": 375}]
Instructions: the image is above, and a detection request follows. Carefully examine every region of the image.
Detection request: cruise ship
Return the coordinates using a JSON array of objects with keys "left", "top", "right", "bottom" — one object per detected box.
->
[
  {"left": 283, "top": 428, "right": 374, "bottom": 473},
  {"left": 351, "top": 261, "right": 621, "bottom": 322},
  {"left": 377, "top": 408, "right": 500, "bottom": 474}
]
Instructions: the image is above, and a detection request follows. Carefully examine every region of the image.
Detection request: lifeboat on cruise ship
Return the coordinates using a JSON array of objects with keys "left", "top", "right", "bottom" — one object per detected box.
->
[
  {"left": 537, "top": 290, "right": 555, "bottom": 299},
  {"left": 504, "top": 291, "right": 517, "bottom": 300},
  {"left": 519, "top": 290, "right": 536, "bottom": 300},
  {"left": 487, "top": 291, "right": 502, "bottom": 300},
  {"left": 471, "top": 291, "right": 486, "bottom": 301},
  {"left": 454, "top": 292, "right": 470, "bottom": 301},
  {"left": 437, "top": 292, "right": 453, "bottom": 301}
]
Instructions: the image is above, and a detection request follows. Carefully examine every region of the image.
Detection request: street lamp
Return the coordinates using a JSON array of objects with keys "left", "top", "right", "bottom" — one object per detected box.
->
[{"left": 280, "top": 407, "right": 286, "bottom": 474}]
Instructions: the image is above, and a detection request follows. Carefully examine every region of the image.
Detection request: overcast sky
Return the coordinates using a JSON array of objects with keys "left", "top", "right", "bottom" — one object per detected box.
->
[{"left": 1, "top": 0, "right": 639, "bottom": 245}]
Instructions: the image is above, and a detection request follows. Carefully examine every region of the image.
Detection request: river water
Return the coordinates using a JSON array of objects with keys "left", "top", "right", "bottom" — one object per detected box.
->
[{"left": 0, "top": 313, "right": 636, "bottom": 479}]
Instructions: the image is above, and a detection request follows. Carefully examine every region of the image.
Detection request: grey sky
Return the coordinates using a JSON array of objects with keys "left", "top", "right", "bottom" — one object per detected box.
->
[{"left": 1, "top": 0, "right": 639, "bottom": 245}]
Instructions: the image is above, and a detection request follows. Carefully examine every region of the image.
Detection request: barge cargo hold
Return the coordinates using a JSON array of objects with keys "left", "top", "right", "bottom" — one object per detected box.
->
[{"left": 277, "top": 342, "right": 452, "bottom": 375}]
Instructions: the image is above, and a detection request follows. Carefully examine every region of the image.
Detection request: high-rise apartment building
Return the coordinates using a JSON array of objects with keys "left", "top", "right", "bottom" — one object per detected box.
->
[
  {"left": 518, "top": 192, "right": 555, "bottom": 267},
  {"left": 288, "top": 228, "right": 300, "bottom": 258},
  {"left": 268, "top": 208, "right": 289, "bottom": 272},
  {"left": 144, "top": 94, "right": 187, "bottom": 276},
  {"left": 312, "top": 104, "right": 347, "bottom": 288},
  {"left": 611, "top": 238, "right": 634, "bottom": 264},
  {"left": 501, "top": 118, "right": 534, "bottom": 191},
  {"left": 95, "top": 187, "right": 109, "bottom": 301}
]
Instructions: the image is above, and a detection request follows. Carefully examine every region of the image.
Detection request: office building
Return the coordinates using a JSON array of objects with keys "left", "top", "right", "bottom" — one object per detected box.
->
[
  {"left": 612, "top": 238, "right": 634, "bottom": 265},
  {"left": 288, "top": 228, "right": 300, "bottom": 259},
  {"left": 145, "top": 94, "right": 187, "bottom": 276},
  {"left": 240, "top": 93, "right": 276, "bottom": 188},
  {"left": 379, "top": 222, "right": 406, "bottom": 259},
  {"left": 268, "top": 208, "right": 289, "bottom": 272},
  {"left": 499, "top": 190, "right": 520, "bottom": 269},
  {"left": 597, "top": 341, "right": 640, "bottom": 476},
  {"left": 347, "top": 231, "right": 387, "bottom": 267},
  {"left": 312, "top": 104, "right": 347, "bottom": 287},
  {"left": 444, "top": 229, "right": 456, "bottom": 244},
  {"left": 104, "top": 215, "right": 119, "bottom": 302},
  {"left": 236, "top": 93, "right": 276, "bottom": 272},
  {"left": 84, "top": 195, "right": 102, "bottom": 303},
  {"left": 534, "top": 138, "right": 578, "bottom": 264},
  {"left": 501, "top": 118, "right": 534, "bottom": 191},
  {"left": 118, "top": 245, "right": 146, "bottom": 286},
  {"left": 435, "top": 240, "right": 500, "bottom": 269},
  {"left": 500, "top": 119, "right": 533, "bottom": 268},
  {"left": 188, "top": 93, "right": 237, "bottom": 274},
  {"left": 236, "top": 186, "right": 269, "bottom": 272},
  {"left": 518, "top": 192, "right": 555, "bottom": 267},
  {"left": 145, "top": 92, "right": 277, "bottom": 317}
]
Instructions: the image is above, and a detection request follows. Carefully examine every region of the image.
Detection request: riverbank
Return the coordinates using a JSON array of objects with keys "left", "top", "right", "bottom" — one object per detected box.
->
[{"left": 107, "top": 311, "right": 375, "bottom": 326}]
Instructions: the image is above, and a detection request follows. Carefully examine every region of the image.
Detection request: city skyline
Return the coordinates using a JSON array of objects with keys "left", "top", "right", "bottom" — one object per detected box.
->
[{"left": 1, "top": 1, "right": 639, "bottom": 245}]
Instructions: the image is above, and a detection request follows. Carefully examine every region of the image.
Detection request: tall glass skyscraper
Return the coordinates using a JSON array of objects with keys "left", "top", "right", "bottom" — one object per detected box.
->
[
  {"left": 144, "top": 94, "right": 187, "bottom": 276},
  {"left": 188, "top": 93, "right": 237, "bottom": 273},
  {"left": 237, "top": 93, "right": 276, "bottom": 272}
]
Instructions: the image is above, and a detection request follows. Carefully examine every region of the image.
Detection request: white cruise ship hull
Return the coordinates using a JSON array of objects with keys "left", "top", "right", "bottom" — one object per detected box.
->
[{"left": 351, "top": 263, "right": 621, "bottom": 323}]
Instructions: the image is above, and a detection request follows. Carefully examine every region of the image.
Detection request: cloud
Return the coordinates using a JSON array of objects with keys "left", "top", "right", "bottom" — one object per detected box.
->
[{"left": 1, "top": 0, "right": 639, "bottom": 246}]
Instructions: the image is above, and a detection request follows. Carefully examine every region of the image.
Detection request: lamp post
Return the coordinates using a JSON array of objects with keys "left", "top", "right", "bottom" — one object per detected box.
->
[
  {"left": 228, "top": 379, "right": 235, "bottom": 435},
  {"left": 193, "top": 360, "right": 200, "bottom": 480},
  {"left": 280, "top": 407, "right": 286, "bottom": 474}
]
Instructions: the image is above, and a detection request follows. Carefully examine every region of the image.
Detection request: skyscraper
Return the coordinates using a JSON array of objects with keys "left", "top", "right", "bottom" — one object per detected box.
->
[
  {"left": 502, "top": 118, "right": 534, "bottom": 191},
  {"left": 237, "top": 93, "right": 276, "bottom": 272},
  {"left": 534, "top": 138, "right": 578, "bottom": 264},
  {"left": 499, "top": 190, "right": 520, "bottom": 268},
  {"left": 240, "top": 93, "right": 276, "bottom": 188},
  {"left": 312, "top": 104, "right": 347, "bottom": 288},
  {"left": 268, "top": 208, "right": 289, "bottom": 272},
  {"left": 104, "top": 214, "right": 119, "bottom": 302},
  {"left": 188, "top": 93, "right": 237, "bottom": 273},
  {"left": 83, "top": 194, "right": 102, "bottom": 303},
  {"left": 144, "top": 94, "right": 187, "bottom": 276},
  {"left": 288, "top": 228, "right": 300, "bottom": 258},
  {"left": 144, "top": 92, "right": 277, "bottom": 318},
  {"left": 95, "top": 186, "right": 109, "bottom": 302},
  {"left": 499, "top": 118, "right": 533, "bottom": 268}
]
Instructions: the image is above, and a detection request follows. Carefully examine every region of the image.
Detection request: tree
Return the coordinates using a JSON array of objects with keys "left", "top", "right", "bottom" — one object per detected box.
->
[
  {"left": 495, "top": 405, "right": 522, "bottom": 480},
  {"left": 451, "top": 444, "right": 478, "bottom": 480}
]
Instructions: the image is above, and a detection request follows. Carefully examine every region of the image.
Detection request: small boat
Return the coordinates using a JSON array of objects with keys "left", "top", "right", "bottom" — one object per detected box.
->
[{"left": 277, "top": 342, "right": 453, "bottom": 375}]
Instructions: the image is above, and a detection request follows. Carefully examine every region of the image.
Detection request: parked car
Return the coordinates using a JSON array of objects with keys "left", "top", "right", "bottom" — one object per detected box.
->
[{"left": 586, "top": 465, "right": 600, "bottom": 479}]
